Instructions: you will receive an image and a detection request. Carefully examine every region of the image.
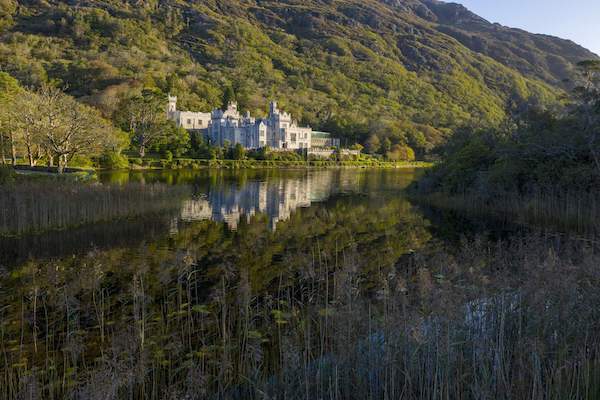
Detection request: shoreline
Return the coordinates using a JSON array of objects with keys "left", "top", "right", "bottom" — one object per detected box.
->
[
  {"left": 7, "top": 160, "right": 433, "bottom": 175},
  {"left": 124, "top": 159, "right": 433, "bottom": 170}
]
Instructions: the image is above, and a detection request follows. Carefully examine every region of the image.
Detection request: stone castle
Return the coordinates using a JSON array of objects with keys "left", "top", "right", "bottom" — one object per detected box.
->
[{"left": 167, "top": 96, "right": 339, "bottom": 150}]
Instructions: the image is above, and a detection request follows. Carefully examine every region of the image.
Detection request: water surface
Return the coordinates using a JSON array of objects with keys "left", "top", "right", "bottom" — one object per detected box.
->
[{"left": 0, "top": 168, "right": 509, "bottom": 398}]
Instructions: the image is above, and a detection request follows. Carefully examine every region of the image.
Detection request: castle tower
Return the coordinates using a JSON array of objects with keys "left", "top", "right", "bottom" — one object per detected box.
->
[
  {"left": 167, "top": 95, "right": 177, "bottom": 116},
  {"left": 269, "top": 101, "right": 278, "bottom": 115}
]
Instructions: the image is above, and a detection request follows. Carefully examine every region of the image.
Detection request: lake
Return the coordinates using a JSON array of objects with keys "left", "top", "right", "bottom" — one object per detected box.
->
[
  {"left": 2, "top": 169, "right": 599, "bottom": 399},
  {"left": 0, "top": 169, "right": 429, "bottom": 265}
]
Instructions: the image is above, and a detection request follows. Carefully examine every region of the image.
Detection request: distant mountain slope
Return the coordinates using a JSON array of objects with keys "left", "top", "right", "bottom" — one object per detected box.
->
[
  {"left": 420, "top": 0, "right": 597, "bottom": 86},
  {"left": 0, "top": 0, "right": 596, "bottom": 153}
]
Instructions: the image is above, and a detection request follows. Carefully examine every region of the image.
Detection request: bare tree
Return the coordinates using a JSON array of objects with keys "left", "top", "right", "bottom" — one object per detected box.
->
[
  {"left": 0, "top": 71, "right": 21, "bottom": 165},
  {"left": 0, "top": 106, "right": 14, "bottom": 165},
  {"left": 36, "top": 85, "right": 117, "bottom": 173},
  {"left": 10, "top": 91, "right": 46, "bottom": 166}
]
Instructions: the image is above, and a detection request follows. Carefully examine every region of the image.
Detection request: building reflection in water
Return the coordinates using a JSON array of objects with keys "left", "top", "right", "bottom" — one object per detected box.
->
[{"left": 178, "top": 170, "right": 354, "bottom": 231}]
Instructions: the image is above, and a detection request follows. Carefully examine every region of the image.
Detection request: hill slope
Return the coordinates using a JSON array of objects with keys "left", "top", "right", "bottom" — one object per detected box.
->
[
  {"left": 0, "top": 0, "right": 596, "bottom": 153},
  {"left": 417, "top": 1, "right": 596, "bottom": 87}
]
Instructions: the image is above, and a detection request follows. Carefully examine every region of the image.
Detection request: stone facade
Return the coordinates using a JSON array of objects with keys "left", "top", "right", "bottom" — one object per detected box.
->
[
  {"left": 167, "top": 96, "right": 211, "bottom": 131},
  {"left": 168, "top": 97, "right": 335, "bottom": 150}
]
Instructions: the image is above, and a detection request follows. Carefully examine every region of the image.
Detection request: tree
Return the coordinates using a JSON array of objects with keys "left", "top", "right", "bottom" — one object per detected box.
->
[
  {"left": 153, "top": 123, "right": 190, "bottom": 158},
  {"left": 116, "top": 88, "right": 168, "bottom": 157},
  {"left": 574, "top": 60, "right": 600, "bottom": 173},
  {"left": 232, "top": 143, "right": 245, "bottom": 160},
  {"left": 222, "top": 86, "right": 236, "bottom": 109},
  {"left": 1, "top": 79, "right": 120, "bottom": 172},
  {"left": 222, "top": 140, "right": 231, "bottom": 159},
  {"left": 386, "top": 145, "right": 416, "bottom": 162},
  {"left": 407, "top": 128, "right": 431, "bottom": 157},
  {"left": 0, "top": 72, "right": 21, "bottom": 165},
  {"left": 11, "top": 91, "right": 46, "bottom": 167},
  {"left": 36, "top": 85, "right": 119, "bottom": 173},
  {"left": 257, "top": 145, "right": 270, "bottom": 160},
  {"left": 365, "top": 134, "right": 380, "bottom": 155},
  {"left": 381, "top": 138, "right": 392, "bottom": 155}
]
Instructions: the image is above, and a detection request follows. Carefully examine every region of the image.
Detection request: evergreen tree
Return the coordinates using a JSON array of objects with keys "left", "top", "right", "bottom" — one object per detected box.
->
[{"left": 222, "top": 86, "right": 236, "bottom": 109}]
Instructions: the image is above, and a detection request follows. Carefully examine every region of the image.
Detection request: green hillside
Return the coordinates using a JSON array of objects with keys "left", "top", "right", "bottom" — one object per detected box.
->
[{"left": 0, "top": 0, "right": 596, "bottom": 155}]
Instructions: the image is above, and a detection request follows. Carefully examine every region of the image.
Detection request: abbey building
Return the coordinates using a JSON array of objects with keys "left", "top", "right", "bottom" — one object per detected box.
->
[{"left": 167, "top": 96, "right": 339, "bottom": 150}]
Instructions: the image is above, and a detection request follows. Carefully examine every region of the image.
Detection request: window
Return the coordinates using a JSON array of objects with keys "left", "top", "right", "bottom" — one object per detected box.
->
[
  {"left": 198, "top": 120, "right": 203, "bottom": 126},
  {"left": 187, "top": 119, "right": 192, "bottom": 125},
  {"left": 291, "top": 133, "right": 297, "bottom": 142}
]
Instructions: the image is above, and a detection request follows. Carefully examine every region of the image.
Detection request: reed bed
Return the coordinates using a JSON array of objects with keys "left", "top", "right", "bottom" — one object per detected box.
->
[
  {"left": 221, "top": 233, "right": 600, "bottom": 400},
  {"left": 0, "top": 182, "right": 190, "bottom": 236},
  {"left": 418, "top": 188, "right": 600, "bottom": 235},
  {"left": 2, "top": 229, "right": 600, "bottom": 399}
]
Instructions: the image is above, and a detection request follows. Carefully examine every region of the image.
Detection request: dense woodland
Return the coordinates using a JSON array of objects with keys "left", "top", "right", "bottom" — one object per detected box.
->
[
  {"left": 418, "top": 60, "right": 600, "bottom": 195},
  {"left": 0, "top": 0, "right": 597, "bottom": 165}
]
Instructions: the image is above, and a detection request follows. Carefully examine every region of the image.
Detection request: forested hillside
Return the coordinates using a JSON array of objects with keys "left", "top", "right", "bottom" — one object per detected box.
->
[
  {"left": 0, "top": 0, "right": 597, "bottom": 155},
  {"left": 415, "top": 60, "right": 600, "bottom": 196}
]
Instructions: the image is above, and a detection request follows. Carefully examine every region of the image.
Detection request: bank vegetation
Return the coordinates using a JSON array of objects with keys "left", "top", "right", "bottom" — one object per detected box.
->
[{"left": 413, "top": 60, "right": 600, "bottom": 233}]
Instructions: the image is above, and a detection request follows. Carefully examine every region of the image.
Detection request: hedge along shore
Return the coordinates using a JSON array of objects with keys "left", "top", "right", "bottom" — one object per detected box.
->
[{"left": 124, "top": 158, "right": 433, "bottom": 170}]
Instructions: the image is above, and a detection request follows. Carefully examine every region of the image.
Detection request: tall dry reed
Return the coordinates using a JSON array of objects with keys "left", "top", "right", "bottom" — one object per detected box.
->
[
  {"left": 2, "top": 230, "right": 600, "bottom": 399},
  {"left": 0, "top": 182, "right": 190, "bottom": 236},
  {"left": 418, "top": 188, "right": 600, "bottom": 235}
]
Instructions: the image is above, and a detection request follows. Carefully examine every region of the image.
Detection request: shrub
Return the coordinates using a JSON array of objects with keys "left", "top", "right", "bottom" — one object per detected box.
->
[
  {"left": 99, "top": 152, "right": 129, "bottom": 170},
  {"left": 69, "top": 171, "right": 98, "bottom": 182},
  {"left": 69, "top": 155, "right": 94, "bottom": 169},
  {"left": 386, "top": 145, "right": 416, "bottom": 161}
]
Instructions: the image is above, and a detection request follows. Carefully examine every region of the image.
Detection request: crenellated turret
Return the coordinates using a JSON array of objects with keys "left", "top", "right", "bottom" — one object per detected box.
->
[
  {"left": 167, "top": 95, "right": 177, "bottom": 116},
  {"left": 269, "top": 101, "right": 278, "bottom": 115}
]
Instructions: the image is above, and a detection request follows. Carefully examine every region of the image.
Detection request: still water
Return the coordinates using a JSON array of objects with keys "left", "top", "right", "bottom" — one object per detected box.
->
[
  {"left": 0, "top": 169, "right": 514, "bottom": 399},
  {"left": 1, "top": 169, "right": 436, "bottom": 265}
]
